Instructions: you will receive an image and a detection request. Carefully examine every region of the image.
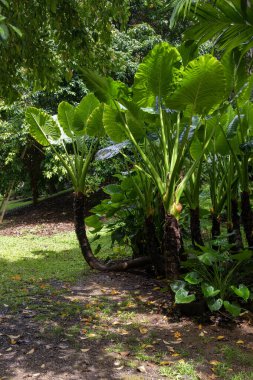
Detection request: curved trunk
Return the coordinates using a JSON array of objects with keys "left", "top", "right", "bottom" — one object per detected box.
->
[
  {"left": 228, "top": 199, "right": 243, "bottom": 251},
  {"left": 241, "top": 191, "right": 253, "bottom": 248},
  {"left": 190, "top": 207, "right": 204, "bottom": 248},
  {"left": 162, "top": 213, "right": 182, "bottom": 279},
  {"left": 74, "top": 192, "right": 151, "bottom": 271}
]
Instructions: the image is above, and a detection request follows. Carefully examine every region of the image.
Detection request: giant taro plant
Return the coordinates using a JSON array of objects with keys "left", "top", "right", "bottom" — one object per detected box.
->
[{"left": 80, "top": 42, "right": 228, "bottom": 277}]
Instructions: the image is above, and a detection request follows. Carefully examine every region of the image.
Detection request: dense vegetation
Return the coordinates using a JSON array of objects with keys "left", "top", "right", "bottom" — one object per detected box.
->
[{"left": 1, "top": 0, "right": 253, "bottom": 318}]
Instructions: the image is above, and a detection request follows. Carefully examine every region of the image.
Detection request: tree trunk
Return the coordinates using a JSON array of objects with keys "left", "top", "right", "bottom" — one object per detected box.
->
[
  {"left": 228, "top": 199, "right": 243, "bottom": 251},
  {"left": 74, "top": 192, "right": 150, "bottom": 271},
  {"left": 241, "top": 191, "right": 253, "bottom": 248},
  {"left": 0, "top": 180, "right": 15, "bottom": 224},
  {"left": 162, "top": 213, "right": 182, "bottom": 279},
  {"left": 190, "top": 207, "right": 204, "bottom": 248},
  {"left": 144, "top": 215, "right": 165, "bottom": 274},
  {"left": 211, "top": 213, "right": 220, "bottom": 250}
]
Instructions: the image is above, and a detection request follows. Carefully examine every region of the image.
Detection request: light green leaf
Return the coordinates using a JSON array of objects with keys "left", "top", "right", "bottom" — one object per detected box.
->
[
  {"left": 73, "top": 93, "right": 100, "bottom": 133},
  {"left": 103, "top": 104, "right": 126, "bottom": 143},
  {"left": 86, "top": 104, "right": 105, "bottom": 137},
  {"left": 85, "top": 215, "right": 102, "bottom": 231},
  {"left": 133, "top": 42, "right": 182, "bottom": 107},
  {"left": 170, "top": 280, "right": 187, "bottom": 293},
  {"left": 26, "top": 107, "right": 61, "bottom": 146},
  {"left": 175, "top": 289, "right": 196, "bottom": 304},
  {"left": 201, "top": 283, "right": 220, "bottom": 298},
  {"left": 58, "top": 101, "right": 75, "bottom": 137},
  {"left": 223, "top": 301, "right": 241, "bottom": 317},
  {"left": 231, "top": 284, "right": 250, "bottom": 302},
  {"left": 190, "top": 137, "right": 202, "bottom": 160},
  {"left": 207, "top": 298, "right": 223, "bottom": 312},
  {"left": 168, "top": 55, "right": 226, "bottom": 115},
  {"left": 198, "top": 251, "right": 219, "bottom": 266},
  {"left": 0, "top": 22, "right": 9, "bottom": 40},
  {"left": 184, "top": 271, "right": 202, "bottom": 285},
  {"left": 103, "top": 184, "right": 123, "bottom": 195}
]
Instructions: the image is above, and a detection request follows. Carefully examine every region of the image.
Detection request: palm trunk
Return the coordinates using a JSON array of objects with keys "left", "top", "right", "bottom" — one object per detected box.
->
[
  {"left": 74, "top": 192, "right": 150, "bottom": 271},
  {"left": 241, "top": 191, "right": 253, "bottom": 248},
  {"left": 190, "top": 207, "right": 204, "bottom": 248},
  {"left": 144, "top": 215, "right": 165, "bottom": 274},
  {"left": 228, "top": 199, "right": 243, "bottom": 251},
  {"left": 162, "top": 213, "right": 182, "bottom": 278}
]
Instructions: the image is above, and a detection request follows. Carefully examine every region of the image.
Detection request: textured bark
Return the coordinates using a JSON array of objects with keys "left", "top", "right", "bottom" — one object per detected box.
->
[
  {"left": 241, "top": 191, "right": 253, "bottom": 248},
  {"left": 162, "top": 213, "right": 182, "bottom": 278},
  {"left": 144, "top": 215, "right": 165, "bottom": 274},
  {"left": 228, "top": 199, "right": 243, "bottom": 251},
  {"left": 190, "top": 207, "right": 204, "bottom": 248},
  {"left": 74, "top": 192, "right": 151, "bottom": 271},
  {"left": 211, "top": 213, "right": 221, "bottom": 250}
]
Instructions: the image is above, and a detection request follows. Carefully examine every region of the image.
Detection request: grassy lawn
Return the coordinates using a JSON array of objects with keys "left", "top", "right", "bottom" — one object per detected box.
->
[{"left": 0, "top": 230, "right": 119, "bottom": 309}]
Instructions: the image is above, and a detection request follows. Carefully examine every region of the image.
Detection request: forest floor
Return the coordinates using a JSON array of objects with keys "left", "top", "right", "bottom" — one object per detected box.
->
[{"left": 0, "top": 192, "right": 253, "bottom": 380}]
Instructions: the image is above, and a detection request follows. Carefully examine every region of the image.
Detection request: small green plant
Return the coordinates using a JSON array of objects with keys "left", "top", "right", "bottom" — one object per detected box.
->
[
  {"left": 159, "top": 361, "right": 199, "bottom": 379},
  {"left": 171, "top": 244, "right": 252, "bottom": 316}
]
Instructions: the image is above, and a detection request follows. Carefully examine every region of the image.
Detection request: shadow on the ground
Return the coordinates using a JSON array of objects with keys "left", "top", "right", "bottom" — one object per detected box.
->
[{"left": 1, "top": 255, "right": 253, "bottom": 380}]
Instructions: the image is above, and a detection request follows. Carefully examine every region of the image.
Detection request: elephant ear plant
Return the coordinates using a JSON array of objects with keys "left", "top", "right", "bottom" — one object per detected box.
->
[
  {"left": 25, "top": 94, "right": 150, "bottom": 271},
  {"left": 80, "top": 43, "right": 227, "bottom": 278}
]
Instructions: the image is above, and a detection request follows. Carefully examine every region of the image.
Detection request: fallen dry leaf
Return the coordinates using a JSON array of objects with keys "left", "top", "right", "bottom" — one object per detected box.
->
[
  {"left": 137, "top": 365, "right": 146, "bottom": 373},
  {"left": 119, "top": 351, "right": 130, "bottom": 357},
  {"left": 216, "top": 336, "right": 225, "bottom": 340},
  {"left": 139, "top": 327, "right": 148, "bottom": 335},
  {"left": 81, "top": 348, "right": 90, "bottom": 353},
  {"left": 209, "top": 360, "right": 221, "bottom": 366},
  {"left": 236, "top": 340, "right": 244, "bottom": 344},
  {"left": 174, "top": 331, "right": 181, "bottom": 339},
  {"left": 159, "top": 361, "right": 172, "bottom": 366},
  {"left": 11, "top": 275, "right": 21, "bottom": 281},
  {"left": 26, "top": 348, "right": 35, "bottom": 355}
]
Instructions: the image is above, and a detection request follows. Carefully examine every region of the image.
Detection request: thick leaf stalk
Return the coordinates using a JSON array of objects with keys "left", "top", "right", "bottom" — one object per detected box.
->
[{"left": 241, "top": 191, "right": 253, "bottom": 248}]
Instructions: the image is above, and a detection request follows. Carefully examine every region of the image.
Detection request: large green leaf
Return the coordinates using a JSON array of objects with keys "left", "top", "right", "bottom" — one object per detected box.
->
[
  {"left": 57, "top": 101, "right": 75, "bottom": 137},
  {"left": 86, "top": 104, "right": 105, "bottom": 137},
  {"left": 26, "top": 107, "right": 61, "bottom": 146},
  {"left": 103, "top": 105, "right": 127, "bottom": 143},
  {"left": 133, "top": 42, "right": 182, "bottom": 107},
  {"left": 72, "top": 93, "right": 100, "bottom": 134},
  {"left": 168, "top": 55, "right": 226, "bottom": 115},
  {"left": 80, "top": 67, "right": 130, "bottom": 103}
]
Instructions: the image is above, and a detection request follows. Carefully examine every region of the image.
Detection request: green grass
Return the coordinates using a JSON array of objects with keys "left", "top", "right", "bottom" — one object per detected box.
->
[
  {"left": 159, "top": 361, "right": 199, "bottom": 379},
  {"left": 0, "top": 229, "right": 120, "bottom": 309}
]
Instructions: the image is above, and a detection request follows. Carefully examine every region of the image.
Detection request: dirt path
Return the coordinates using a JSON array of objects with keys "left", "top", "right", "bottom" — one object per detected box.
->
[{"left": 1, "top": 270, "right": 253, "bottom": 380}]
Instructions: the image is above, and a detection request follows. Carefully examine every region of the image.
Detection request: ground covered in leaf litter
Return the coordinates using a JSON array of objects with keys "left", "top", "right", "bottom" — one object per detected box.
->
[{"left": 1, "top": 194, "right": 253, "bottom": 380}]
